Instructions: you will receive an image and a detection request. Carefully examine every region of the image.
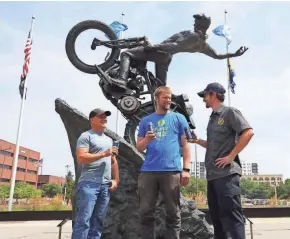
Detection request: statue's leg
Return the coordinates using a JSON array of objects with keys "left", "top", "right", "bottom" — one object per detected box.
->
[
  {"left": 119, "top": 53, "right": 131, "bottom": 81},
  {"left": 110, "top": 52, "right": 131, "bottom": 89},
  {"left": 155, "top": 53, "right": 172, "bottom": 85},
  {"left": 112, "top": 48, "right": 173, "bottom": 87}
]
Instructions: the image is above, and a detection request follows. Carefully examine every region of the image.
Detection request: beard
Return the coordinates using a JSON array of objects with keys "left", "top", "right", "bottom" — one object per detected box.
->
[{"left": 161, "top": 105, "right": 170, "bottom": 110}]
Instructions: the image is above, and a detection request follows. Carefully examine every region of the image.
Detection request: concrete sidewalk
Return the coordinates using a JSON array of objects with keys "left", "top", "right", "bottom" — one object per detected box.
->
[
  {"left": 245, "top": 218, "right": 290, "bottom": 238},
  {"left": 0, "top": 218, "right": 289, "bottom": 239}
]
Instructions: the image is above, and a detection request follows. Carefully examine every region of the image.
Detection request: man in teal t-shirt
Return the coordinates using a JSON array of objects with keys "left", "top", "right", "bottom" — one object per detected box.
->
[{"left": 136, "top": 86, "right": 191, "bottom": 239}]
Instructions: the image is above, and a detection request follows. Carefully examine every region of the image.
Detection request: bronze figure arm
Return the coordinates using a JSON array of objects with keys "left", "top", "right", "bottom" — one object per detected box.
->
[{"left": 201, "top": 43, "right": 248, "bottom": 59}]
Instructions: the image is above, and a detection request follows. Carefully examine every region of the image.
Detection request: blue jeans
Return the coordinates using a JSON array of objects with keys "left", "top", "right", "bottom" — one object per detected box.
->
[{"left": 72, "top": 181, "right": 110, "bottom": 239}]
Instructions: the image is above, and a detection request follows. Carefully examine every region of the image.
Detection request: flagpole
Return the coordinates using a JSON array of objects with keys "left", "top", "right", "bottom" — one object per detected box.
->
[
  {"left": 194, "top": 143, "right": 198, "bottom": 197},
  {"left": 224, "top": 10, "right": 231, "bottom": 106},
  {"left": 8, "top": 15, "right": 35, "bottom": 212},
  {"left": 115, "top": 12, "right": 125, "bottom": 135}
]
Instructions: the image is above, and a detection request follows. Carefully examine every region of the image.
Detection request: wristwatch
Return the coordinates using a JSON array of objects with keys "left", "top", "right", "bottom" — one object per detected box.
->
[{"left": 182, "top": 168, "right": 190, "bottom": 172}]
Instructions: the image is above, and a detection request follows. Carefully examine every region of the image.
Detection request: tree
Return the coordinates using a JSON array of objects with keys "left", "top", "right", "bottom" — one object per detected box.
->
[
  {"left": 14, "top": 182, "right": 30, "bottom": 204},
  {"left": 66, "top": 170, "right": 74, "bottom": 182},
  {"left": 240, "top": 178, "right": 290, "bottom": 200},
  {"left": 240, "top": 178, "right": 256, "bottom": 197},
  {"left": 0, "top": 185, "right": 9, "bottom": 203},
  {"left": 274, "top": 180, "right": 290, "bottom": 199},
  {"left": 42, "top": 183, "right": 62, "bottom": 198},
  {"left": 181, "top": 177, "right": 207, "bottom": 196},
  {"left": 248, "top": 183, "right": 273, "bottom": 199},
  {"left": 13, "top": 182, "right": 41, "bottom": 204},
  {"left": 63, "top": 170, "right": 75, "bottom": 204}
]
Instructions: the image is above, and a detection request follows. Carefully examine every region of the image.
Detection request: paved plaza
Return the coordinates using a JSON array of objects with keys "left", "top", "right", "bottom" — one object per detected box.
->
[{"left": 0, "top": 218, "right": 289, "bottom": 239}]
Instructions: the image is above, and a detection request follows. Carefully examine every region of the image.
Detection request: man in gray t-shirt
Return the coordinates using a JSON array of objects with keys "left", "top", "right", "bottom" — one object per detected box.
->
[
  {"left": 189, "top": 82, "right": 254, "bottom": 239},
  {"left": 72, "top": 108, "right": 120, "bottom": 239}
]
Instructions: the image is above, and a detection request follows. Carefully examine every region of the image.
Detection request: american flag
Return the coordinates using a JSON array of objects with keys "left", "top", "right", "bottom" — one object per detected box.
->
[
  {"left": 34, "top": 158, "right": 43, "bottom": 167},
  {"left": 19, "top": 18, "right": 34, "bottom": 99}
]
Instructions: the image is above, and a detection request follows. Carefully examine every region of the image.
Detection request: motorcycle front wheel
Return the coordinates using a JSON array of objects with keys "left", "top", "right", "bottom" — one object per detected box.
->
[
  {"left": 124, "top": 104, "right": 154, "bottom": 147},
  {"left": 65, "top": 20, "right": 121, "bottom": 74}
]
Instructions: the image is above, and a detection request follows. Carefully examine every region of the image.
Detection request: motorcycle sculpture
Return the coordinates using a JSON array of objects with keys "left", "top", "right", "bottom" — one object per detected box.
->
[{"left": 65, "top": 20, "right": 196, "bottom": 146}]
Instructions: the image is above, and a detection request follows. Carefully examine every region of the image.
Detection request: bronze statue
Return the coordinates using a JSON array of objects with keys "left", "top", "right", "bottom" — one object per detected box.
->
[
  {"left": 108, "top": 13, "right": 248, "bottom": 89},
  {"left": 64, "top": 13, "right": 248, "bottom": 146}
]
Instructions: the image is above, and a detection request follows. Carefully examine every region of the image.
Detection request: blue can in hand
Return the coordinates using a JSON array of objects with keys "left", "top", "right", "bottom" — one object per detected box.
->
[
  {"left": 184, "top": 127, "right": 193, "bottom": 140},
  {"left": 148, "top": 122, "right": 154, "bottom": 132},
  {"left": 113, "top": 140, "right": 119, "bottom": 148},
  {"left": 113, "top": 140, "right": 119, "bottom": 156}
]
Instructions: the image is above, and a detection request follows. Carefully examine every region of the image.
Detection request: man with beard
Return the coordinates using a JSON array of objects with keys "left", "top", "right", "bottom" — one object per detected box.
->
[
  {"left": 189, "top": 82, "right": 254, "bottom": 239},
  {"left": 109, "top": 14, "right": 248, "bottom": 89},
  {"left": 136, "top": 86, "right": 191, "bottom": 239}
]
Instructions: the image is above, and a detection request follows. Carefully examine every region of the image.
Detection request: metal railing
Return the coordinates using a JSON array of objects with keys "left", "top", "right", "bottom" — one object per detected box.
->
[
  {"left": 244, "top": 215, "right": 254, "bottom": 239},
  {"left": 57, "top": 218, "right": 69, "bottom": 239}
]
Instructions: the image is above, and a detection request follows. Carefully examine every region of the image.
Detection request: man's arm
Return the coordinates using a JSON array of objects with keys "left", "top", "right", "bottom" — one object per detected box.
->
[
  {"left": 136, "top": 137, "right": 150, "bottom": 152},
  {"left": 77, "top": 148, "right": 108, "bottom": 164},
  {"left": 216, "top": 108, "right": 254, "bottom": 168},
  {"left": 195, "top": 139, "right": 208, "bottom": 148},
  {"left": 180, "top": 135, "right": 191, "bottom": 169},
  {"left": 188, "top": 130, "right": 208, "bottom": 148},
  {"left": 136, "top": 118, "right": 152, "bottom": 152},
  {"left": 76, "top": 133, "right": 110, "bottom": 164},
  {"left": 178, "top": 115, "right": 192, "bottom": 169},
  {"left": 228, "top": 108, "right": 254, "bottom": 158},
  {"left": 201, "top": 43, "right": 248, "bottom": 60},
  {"left": 111, "top": 156, "right": 120, "bottom": 184},
  {"left": 228, "top": 128, "right": 254, "bottom": 159}
]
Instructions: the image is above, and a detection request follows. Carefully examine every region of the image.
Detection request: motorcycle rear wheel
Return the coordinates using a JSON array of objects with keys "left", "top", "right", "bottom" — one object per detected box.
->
[{"left": 65, "top": 20, "right": 120, "bottom": 74}]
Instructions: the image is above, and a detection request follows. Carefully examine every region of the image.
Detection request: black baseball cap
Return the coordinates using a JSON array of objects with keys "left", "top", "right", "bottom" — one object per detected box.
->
[
  {"left": 197, "top": 82, "right": 226, "bottom": 98},
  {"left": 89, "top": 108, "right": 111, "bottom": 118}
]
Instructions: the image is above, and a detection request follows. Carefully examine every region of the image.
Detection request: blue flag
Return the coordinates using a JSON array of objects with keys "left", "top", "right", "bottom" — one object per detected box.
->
[
  {"left": 109, "top": 21, "right": 128, "bottom": 38},
  {"left": 227, "top": 59, "right": 236, "bottom": 94},
  {"left": 212, "top": 24, "right": 232, "bottom": 45}
]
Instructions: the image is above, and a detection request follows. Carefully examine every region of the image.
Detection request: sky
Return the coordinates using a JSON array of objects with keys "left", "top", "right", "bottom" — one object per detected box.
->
[{"left": 1, "top": 1, "right": 290, "bottom": 180}]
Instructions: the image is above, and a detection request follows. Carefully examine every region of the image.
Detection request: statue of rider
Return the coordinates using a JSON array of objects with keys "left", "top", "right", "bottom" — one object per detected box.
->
[{"left": 109, "top": 13, "right": 248, "bottom": 89}]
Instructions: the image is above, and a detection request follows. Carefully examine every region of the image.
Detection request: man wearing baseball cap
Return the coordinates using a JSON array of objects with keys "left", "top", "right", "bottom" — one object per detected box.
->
[
  {"left": 72, "top": 108, "right": 120, "bottom": 239},
  {"left": 190, "top": 82, "right": 254, "bottom": 239}
]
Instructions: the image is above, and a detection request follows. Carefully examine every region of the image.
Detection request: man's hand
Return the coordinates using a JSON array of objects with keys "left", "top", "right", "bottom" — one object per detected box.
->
[
  {"left": 109, "top": 179, "right": 119, "bottom": 191},
  {"left": 180, "top": 171, "right": 190, "bottom": 186},
  {"left": 215, "top": 154, "right": 235, "bottom": 168},
  {"left": 103, "top": 147, "right": 119, "bottom": 157},
  {"left": 145, "top": 131, "right": 156, "bottom": 142},
  {"left": 235, "top": 46, "right": 249, "bottom": 56},
  {"left": 188, "top": 130, "right": 198, "bottom": 143}
]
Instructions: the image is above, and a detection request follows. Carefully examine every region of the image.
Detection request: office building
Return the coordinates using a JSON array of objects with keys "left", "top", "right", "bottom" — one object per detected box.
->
[
  {"left": 242, "top": 174, "right": 283, "bottom": 186},
  {"left": 241, "top": 160, "right": 259, "bottom": 175},
  {"left": 0, "top": 139, "right": 41, "bottom": 187},
  {"left": 190, "top": 160, "right": 259, "bottom": 179},
  {"left": 38, "top": 175, "right": 66, "bottom": 188},
  {"left": 190, "top": 161, "right": 206, "bottom": 179}
]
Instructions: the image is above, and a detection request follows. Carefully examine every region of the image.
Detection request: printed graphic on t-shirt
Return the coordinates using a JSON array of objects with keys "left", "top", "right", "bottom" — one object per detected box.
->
[{"left": 155, "top": 119, "right": 168, "bottom": 137}]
